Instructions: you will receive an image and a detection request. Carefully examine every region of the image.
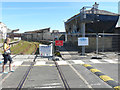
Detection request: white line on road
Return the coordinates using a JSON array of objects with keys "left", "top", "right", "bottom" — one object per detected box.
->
[
  {"left": 56, "top": 61, "right": 68, "bottom": 65},
  {"left": 103, "top": 59, "right": 117, "bottom": 63},
  {"left": 35, "top": 61, "right": 46, "bottom": 65},
  {"left": 67, "top": 62, "right": 93, "bottom": 89},
  {"left": 12, "top": 61, "right": 23, "bottom": 66},
  {"left": 72, "top": 60, "right": 85, "bottom": 64},
  {"left": 90, "top": 59, "right": 102, "bottom": 63}
]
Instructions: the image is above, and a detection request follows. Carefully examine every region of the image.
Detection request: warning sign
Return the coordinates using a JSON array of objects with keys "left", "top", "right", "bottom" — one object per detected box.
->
[
  {"left": 39, "top": 44, "right": 52, "bottom": 56},
  {"left": 55, "top": 40, "right": 63, "bottom": 46}
]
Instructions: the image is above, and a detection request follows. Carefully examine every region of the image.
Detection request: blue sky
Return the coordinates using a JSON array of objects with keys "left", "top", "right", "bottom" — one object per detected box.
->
[{"left": 1, "top": 2, "right": 119, "bottom": 33}]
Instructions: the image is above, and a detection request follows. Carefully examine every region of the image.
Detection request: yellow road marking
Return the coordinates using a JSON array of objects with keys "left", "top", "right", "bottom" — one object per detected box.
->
[
  {"left": 99, "top": 75, "right": 114, "bottom": 81},
  {"left": 90, "top": 69, "right": 101, "bottom": 73},
  {"left": 114, "top": 86, "right": 120, "bottom": 90},
  {"left": 83, "top": 64, "right": 92, "bottom": 67}
]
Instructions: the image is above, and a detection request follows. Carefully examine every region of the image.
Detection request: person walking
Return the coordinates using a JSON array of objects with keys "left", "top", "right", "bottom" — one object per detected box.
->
[{"left": 2, "top": 38, "right": 14, "bottom": 74}]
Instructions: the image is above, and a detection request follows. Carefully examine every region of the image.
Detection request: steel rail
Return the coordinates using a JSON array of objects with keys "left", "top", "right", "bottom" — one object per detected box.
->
[
  {"left": 54, "top": 60, "right": 71, "bottom": 90},
  {"left": 16, "top": 55, "right": 37, "bottom": 90}
]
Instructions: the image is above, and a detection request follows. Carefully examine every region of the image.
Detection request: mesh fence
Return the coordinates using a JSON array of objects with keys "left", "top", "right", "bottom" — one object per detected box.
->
[{"left": 59, "top": 33, "right": 120, "bottom": 53}]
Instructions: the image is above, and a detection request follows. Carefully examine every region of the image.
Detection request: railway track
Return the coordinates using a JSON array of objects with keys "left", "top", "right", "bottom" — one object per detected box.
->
[
  {"left": 1, "top": 43, "right": 38, "bottom": 83},
  {"left": 32, "top": 43, "right": 38, "bottom": 55},
  {"left": 16, "top": 55, "right": 37, "bottom": 90},
  {"left": 1, "top": 44, "right": 115, "bottom": 89},
  {"left": 1, "top": 55, "right": 94, "bottom": 89},
  {"left": 53, "top": 59, "right": 94, "bottom": 90},
  {"left": 54, "top": 60, "right": 70, "bottom": 90},
  {"left": 2, "top": 42, "right": 93, "bottom": 89}
]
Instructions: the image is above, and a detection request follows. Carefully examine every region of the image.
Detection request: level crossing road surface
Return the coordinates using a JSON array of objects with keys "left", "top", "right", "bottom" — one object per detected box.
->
[{"left": 0, "top": 54, "right": 119, "bottom": 89}]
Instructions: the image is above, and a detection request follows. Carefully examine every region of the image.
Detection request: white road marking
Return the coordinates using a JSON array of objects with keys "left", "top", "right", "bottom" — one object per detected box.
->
[
  {"left": 36, "top": 86, "right": 62, "bottom": 88},
  {"left": 43, "top": 83, "right": 61, "bottom": 86},
  {"left": 35, "top": 61, "right": 46, "bottom": 65},
  {"left": 90, "top": 59, "right": 102, "bottom": 63},
  {"left": 115, "top": 59, "right": 118, "bottom": 61},
  {"left": 12, "top": 61, "right": 23, "bottom": 66},
  {"left": 68, "top": 63, "right": 93, "bottom": 88},
  {"left": 72, "top": 60, "right": 85, "bottom": 64},
  {"left": 56, "top": 61, "right": 68, "bottom": 65},
  {"left": 103, "top": 59, "right": 117, "bottom": 63}
]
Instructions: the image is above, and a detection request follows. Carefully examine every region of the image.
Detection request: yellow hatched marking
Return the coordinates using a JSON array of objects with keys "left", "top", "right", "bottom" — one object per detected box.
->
[
  {"left": 99, "top": 75, "right": 114, "bottom": 81},
  {"left": 90, "top": 69, "right": 101, "bottom": 73}
]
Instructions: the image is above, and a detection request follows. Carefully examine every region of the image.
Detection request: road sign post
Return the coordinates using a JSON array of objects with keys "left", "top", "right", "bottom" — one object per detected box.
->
[{"left": 78, "top": 37, "right": 89, "bottom": 55}]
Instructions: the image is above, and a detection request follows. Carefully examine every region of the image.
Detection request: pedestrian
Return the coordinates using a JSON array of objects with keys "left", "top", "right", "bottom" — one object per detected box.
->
[{"left": 2, "top": 38, "right": 14, "bottom": 74}]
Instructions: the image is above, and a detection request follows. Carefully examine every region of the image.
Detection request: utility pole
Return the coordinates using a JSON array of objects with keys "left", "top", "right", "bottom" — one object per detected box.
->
[
  {"left": 102, "top": 30, "right": 104, "bottom": 52},
  {"left": 91, "top": 2, "right": 102, "bottom": 59},
  {"left": 80, "top": 7, "right": 86, "bottom": 55},
  {"left": 96, "top": 33, "right": 98, "bottom": 55}
]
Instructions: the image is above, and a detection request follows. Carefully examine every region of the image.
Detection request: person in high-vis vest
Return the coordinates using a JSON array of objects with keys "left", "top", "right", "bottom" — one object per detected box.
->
[{"left": 2, "top": 38, "right": 14, "bottom": 74}]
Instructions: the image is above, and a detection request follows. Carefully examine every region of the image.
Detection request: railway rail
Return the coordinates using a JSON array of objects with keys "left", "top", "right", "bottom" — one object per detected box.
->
[
  {"left": 1, "top": 55, "right": 95, "bottom": 89},
  {"left": 1, "top": 43, "right": 38, "bottom": 84},
  {"left": 54, "top": 60, "right": 70, "bottom": 89},
  {"left": 16, "top": 55, "right": 37, "bottom": 90},
  {"left": 1, "top": 43, "right": 118, "bottom": 89},
  {"left": 53, "top": 59, "right": 95, "bottom": 90}
]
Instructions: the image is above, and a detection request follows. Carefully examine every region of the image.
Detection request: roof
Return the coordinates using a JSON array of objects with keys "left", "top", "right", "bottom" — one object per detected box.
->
[
  {"left": 86, "top": 8, "right": 119, "bottom": 16},
  {"left": 66, "top": 9, "right": 119, "bottom": 23},
  {"left": 24, "top": 28, "right": 50, "bottom": 33}
]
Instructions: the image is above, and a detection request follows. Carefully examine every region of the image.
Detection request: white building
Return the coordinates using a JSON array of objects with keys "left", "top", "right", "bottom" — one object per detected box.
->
[
  {"left": 0, "top": 22, "right": 8, "bottom": 39},
  {"left": 0, "top": 22, "right": 12, "bottom": 39}
]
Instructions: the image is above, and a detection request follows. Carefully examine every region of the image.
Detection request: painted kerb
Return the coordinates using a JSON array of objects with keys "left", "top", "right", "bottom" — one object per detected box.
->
[{"left": 83, "top": 64, "right": 120, "bottom": 89}]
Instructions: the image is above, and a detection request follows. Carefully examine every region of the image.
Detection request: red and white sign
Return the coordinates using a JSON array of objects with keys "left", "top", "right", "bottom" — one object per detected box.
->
[{"left": 55, "top": 40, "right": 63, "bottom": 46}]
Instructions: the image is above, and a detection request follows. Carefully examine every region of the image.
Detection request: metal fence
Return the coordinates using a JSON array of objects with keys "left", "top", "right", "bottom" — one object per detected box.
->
[
  {"left": 21, "top": 31, "right": 120, "bottom": 53},
  {"left": 59, "top": 33, "right": 120, "bottom": 53}
]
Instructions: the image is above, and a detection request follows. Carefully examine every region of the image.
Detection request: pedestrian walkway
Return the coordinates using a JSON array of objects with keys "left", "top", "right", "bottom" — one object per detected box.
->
[
  {"left": 0, "top": 54, "right": 119, "bottom": 77},
  {"left": 58, "top": 46, "right": 118, "bottom": 61},
  {"left": 0, "top": 59, "right": 118, "bottom": 67}
]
